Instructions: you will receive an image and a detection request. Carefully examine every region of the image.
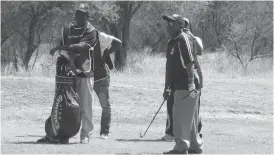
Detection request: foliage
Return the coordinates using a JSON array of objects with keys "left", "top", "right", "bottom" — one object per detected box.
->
[{"left": 1, "top": 1, "right": 273, "bottom": 72}]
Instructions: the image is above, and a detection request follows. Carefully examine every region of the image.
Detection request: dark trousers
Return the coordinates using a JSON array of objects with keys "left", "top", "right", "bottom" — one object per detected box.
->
[
  {"left": 165, "top": 92, "right": 202, "bottom": 136},
  {"left": 165, "top": 93, "right": 174, "bottom": 136},
  {"left": 94, "top": 76, "right": 111, "bottom": 135}
]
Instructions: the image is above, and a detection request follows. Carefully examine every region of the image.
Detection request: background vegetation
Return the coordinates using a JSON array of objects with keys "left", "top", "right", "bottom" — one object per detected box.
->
[{"left": 1, "top": 1, "right": 273, "bottom": 77}]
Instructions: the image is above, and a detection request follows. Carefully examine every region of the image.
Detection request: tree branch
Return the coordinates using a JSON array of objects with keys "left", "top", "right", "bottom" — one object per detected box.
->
[{"left": 130, "top": 1, "right": 143, "bottom": 19}]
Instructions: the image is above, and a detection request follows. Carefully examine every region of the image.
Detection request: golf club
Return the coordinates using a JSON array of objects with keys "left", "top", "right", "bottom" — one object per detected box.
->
[
  {"left": 140, "top": 99, "right": 166, "bottom": 138},
  {"left": 139, "top": 89, "right": 197, "bottom": 138}
]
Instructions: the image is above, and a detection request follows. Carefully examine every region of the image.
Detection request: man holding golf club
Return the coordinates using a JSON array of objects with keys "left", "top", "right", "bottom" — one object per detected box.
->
[
  {"left": 162, "top": 14, "right": 203, "bottom": 154},
  {"left": 163, "top": 17, "right": 204, "bottom": 142}
]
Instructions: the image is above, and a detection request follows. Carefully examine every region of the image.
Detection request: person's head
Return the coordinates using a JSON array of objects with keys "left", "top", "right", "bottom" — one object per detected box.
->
[
  {"left": 183, "top": 17, "right": 192, "bottom": 32},
  {"left": 74, "top": 3, "right": 89, "bottom": 27},
  {"left": 183, "top": 17, "right": 190, "bottom": 29},
  {"left": 162, "top": 14, "right": 185, "bottom": 37}
]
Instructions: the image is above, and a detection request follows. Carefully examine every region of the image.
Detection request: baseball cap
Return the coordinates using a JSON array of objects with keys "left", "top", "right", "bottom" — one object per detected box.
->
[
  {"left": 183, "top": 17, "right": 190, "bottom": 24},
  {"left": 76, "top": 3, "right": 89, "bottom": 13},
  {"left": 162, "top": 14, "right": 184, "bottom": 24}
]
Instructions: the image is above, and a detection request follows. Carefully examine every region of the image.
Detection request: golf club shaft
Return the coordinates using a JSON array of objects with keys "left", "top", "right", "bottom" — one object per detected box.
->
[{"left": 141, "top": 99, "right": 166, "bottom": 137}]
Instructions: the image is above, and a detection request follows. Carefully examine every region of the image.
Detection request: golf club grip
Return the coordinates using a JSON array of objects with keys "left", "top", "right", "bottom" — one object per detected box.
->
[{"left": 142, "top": 99, "right": 166, "bottom": 137}]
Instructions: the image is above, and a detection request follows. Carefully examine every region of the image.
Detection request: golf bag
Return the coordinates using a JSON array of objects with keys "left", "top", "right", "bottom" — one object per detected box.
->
[{"left": 44, "top": 54, "right": 81, "bottom": 142}]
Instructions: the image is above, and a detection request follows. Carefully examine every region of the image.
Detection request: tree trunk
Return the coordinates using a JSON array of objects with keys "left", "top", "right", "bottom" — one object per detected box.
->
[
  {"left": 23, "top": 20, "right": 37, "bottom": 70},
  {"left": 112, "top": 24, "right": 125, "bottom": 70},
  {"left": 122, "top": 17, "right": 130, "bottom": 65},
  {"left": 13, "top": 49, "right": 18, "bottom": 72}
]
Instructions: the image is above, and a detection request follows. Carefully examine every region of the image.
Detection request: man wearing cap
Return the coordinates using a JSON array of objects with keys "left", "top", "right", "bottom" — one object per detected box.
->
[
  {"left": 40, "top": 3, "right": 121, "bottom": 144},
  {"left": 162, "top": 14, "right": 203, "bottom": 154},
  {"left": 163, "top": 17, "right": 204, "bottom": 143},
  {"left": 182, "top": 17, "right": 204, "bottom": 140}
]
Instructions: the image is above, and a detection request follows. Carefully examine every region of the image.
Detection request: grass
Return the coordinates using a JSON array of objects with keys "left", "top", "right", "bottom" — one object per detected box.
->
[{"left": 1, "top": 46, "right": 273, "bottom": 80}]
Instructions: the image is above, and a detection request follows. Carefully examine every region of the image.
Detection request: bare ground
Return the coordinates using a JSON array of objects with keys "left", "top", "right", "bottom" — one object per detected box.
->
[{"left": 1, "top": 76, "right": 273, "bottom": 154}]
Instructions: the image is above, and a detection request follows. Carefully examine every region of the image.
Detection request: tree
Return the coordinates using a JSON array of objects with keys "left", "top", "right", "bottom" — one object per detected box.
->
[
  {"left": 130, "top": 1, "right": 208, "bottom": 53},
  {"left": 111, "top": 1, "right": 144, "bottom": 70},
  {"left": 80, "top": 1, "right": 143, "bottom": 70},
  {"left": 1, "top": 1, "right": 69, "bottom": 70},
  {"left": 195, "top": 1, "right": 238, "bottom": 49},
  {"left": 223, "top": 1, "right": 273, "bottom": 72}
]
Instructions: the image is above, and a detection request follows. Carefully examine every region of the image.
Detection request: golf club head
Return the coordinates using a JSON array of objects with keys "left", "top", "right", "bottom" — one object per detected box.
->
[{"left": 140, "top": 131, "right": 144, "bottom": 138}]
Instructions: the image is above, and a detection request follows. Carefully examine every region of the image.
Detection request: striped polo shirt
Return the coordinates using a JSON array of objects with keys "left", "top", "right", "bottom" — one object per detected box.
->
[{"left": 165, "top": 31, "right": 195, "bottom": 90}]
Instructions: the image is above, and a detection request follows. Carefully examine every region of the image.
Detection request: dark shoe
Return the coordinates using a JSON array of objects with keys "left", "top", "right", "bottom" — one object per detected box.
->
[
  {"left": 163, "top": 149, "right": 188, "bottom": 154},
  {"left": 37, "top": 136, "right": 58, "bottom": 144},
  {"left": 37, "top": 136, "right": 49, "bottom": 143},
  {"left": 59, "top": 138, "right": 69, "bottom": 144},
  {"left": 188, "top": 149, "right": 203, "bottom": 154}
]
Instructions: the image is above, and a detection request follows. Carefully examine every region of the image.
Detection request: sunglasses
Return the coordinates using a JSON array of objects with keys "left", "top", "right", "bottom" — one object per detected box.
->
[{"left": 166, "top": 20, "right": 175, "bottom": 26}]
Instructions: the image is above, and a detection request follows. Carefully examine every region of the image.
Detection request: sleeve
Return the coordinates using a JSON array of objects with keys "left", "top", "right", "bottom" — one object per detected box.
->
[
  {"left": 196, "top": 61, "right": 203, "bottom": 89},
  {"left": 60, "top": 27, "right": 70, "bottom": 46},
  {"left": 99, "top": 32, "right": 120, "bottom": 56},
  {"left": 164, "top": 71, "right": 170, "bottom": 91},
  {"left": 179, "top": 34, "right": 195, "bottom": 66},
  {"left": 99, "top": 32, "right": 114, "bottom": 49},
  {"left": 195, "top": 37, "right": 203, "bottom": 55},
  {"left": 60, "top": 27, "right": 64, "bottom": 46},
  {"left": 80, "top": 29, "right": 98, "bottom": 49}
]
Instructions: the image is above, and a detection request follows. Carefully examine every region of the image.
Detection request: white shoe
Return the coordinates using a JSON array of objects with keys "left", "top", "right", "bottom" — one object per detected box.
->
[
  {"left": 100, "top": 134, "right": 108, "bottom": 139},
  {"left": 162, "top": 134, "right": 175, "bottom": 141},
  {"left": 80, "top": 137, "right": 90, "bottom": 144}
]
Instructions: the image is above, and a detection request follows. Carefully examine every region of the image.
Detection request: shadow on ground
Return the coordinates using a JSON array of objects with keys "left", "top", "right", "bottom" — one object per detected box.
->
[
  {"left": 10, "top": 141, "right": 79, "bottom": 145},
  {"left": 16, "top": 135, "right": 42, "bottom": 138},
  {"left": 116, "top": 138, "right": 165, "bottom": 142}
]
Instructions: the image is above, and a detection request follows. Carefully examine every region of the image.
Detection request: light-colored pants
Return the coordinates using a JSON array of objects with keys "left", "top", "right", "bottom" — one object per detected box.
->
[
  {"left": 76, "top": 77, "right": 94, "bottom": 139},
  {"left": 173, "top": 89, "right": 203, "bottom": 152}
]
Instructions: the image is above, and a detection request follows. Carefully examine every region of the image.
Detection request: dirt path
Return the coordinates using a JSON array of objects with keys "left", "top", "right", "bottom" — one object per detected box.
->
[{"left": 1, "top": 117, "right": 272, "bottom": 154}]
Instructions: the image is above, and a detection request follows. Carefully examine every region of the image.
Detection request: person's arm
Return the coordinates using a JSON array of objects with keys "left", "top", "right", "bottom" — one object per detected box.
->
[
  {"left": 109, "top": 39, "right": 122, "bottom": 53},
  {"left": 195, "top": 61, "right": 203, "bottom": 89},
  {"left": 179, "top": 35, "right": 195, "bottom": 92},
  {"left": 50, "top": 42, "right": 90, "bottom": 55},
  {"left": 99, "top": 32, "right": 122, "bottom": 55},
  {"left": 163, "top": 68, "right": 172, "bottom": 100}
]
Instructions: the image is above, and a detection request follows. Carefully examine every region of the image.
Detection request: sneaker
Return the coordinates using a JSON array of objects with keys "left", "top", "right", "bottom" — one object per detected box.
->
[
  {"left": 162, "top": 134, "right": 175, "bottom": 141},
  {"left": 163, "top": 149, "right": 188, "bottom": 154},
  {"left": 100, "top": 134, "right": 108, "bottom": 139},
  {"left": 80, "top": 137, "right": 90, "bottom": 144}
]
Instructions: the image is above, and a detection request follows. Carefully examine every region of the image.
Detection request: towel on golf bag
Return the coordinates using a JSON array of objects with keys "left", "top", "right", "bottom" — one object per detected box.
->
[{"left": 44, "top": 54, "right": 81, "bottom": 142}]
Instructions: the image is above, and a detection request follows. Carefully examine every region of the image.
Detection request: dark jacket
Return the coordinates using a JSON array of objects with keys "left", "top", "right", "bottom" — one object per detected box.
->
[{"left": 164, "top": 31, "right": 196, "bottom": 91}]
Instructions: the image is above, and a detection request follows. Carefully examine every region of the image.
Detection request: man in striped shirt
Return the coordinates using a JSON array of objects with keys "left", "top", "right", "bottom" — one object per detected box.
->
[
  {"left": 162, "top": 18, "right": 204, "bottom": 143},
  {"left": 162, "top": 14, "right": 203, "bottom": 154}
]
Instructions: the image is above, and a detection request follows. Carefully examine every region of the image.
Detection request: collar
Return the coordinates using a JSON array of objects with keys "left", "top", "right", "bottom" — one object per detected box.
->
[{"left": 171, "top": 31, "right": 182, "bottom": 40}]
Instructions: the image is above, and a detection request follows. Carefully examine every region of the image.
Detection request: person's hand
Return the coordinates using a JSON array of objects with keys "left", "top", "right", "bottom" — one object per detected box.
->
[
  {"left": 163, "top": 89, "right": 171, "bottom": 100},
  {"left": 188, "top": 83, "right": 198, "bottom": 98},
  {"left": 189, "top": 89, "right": 199, "bottom": 98}
]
